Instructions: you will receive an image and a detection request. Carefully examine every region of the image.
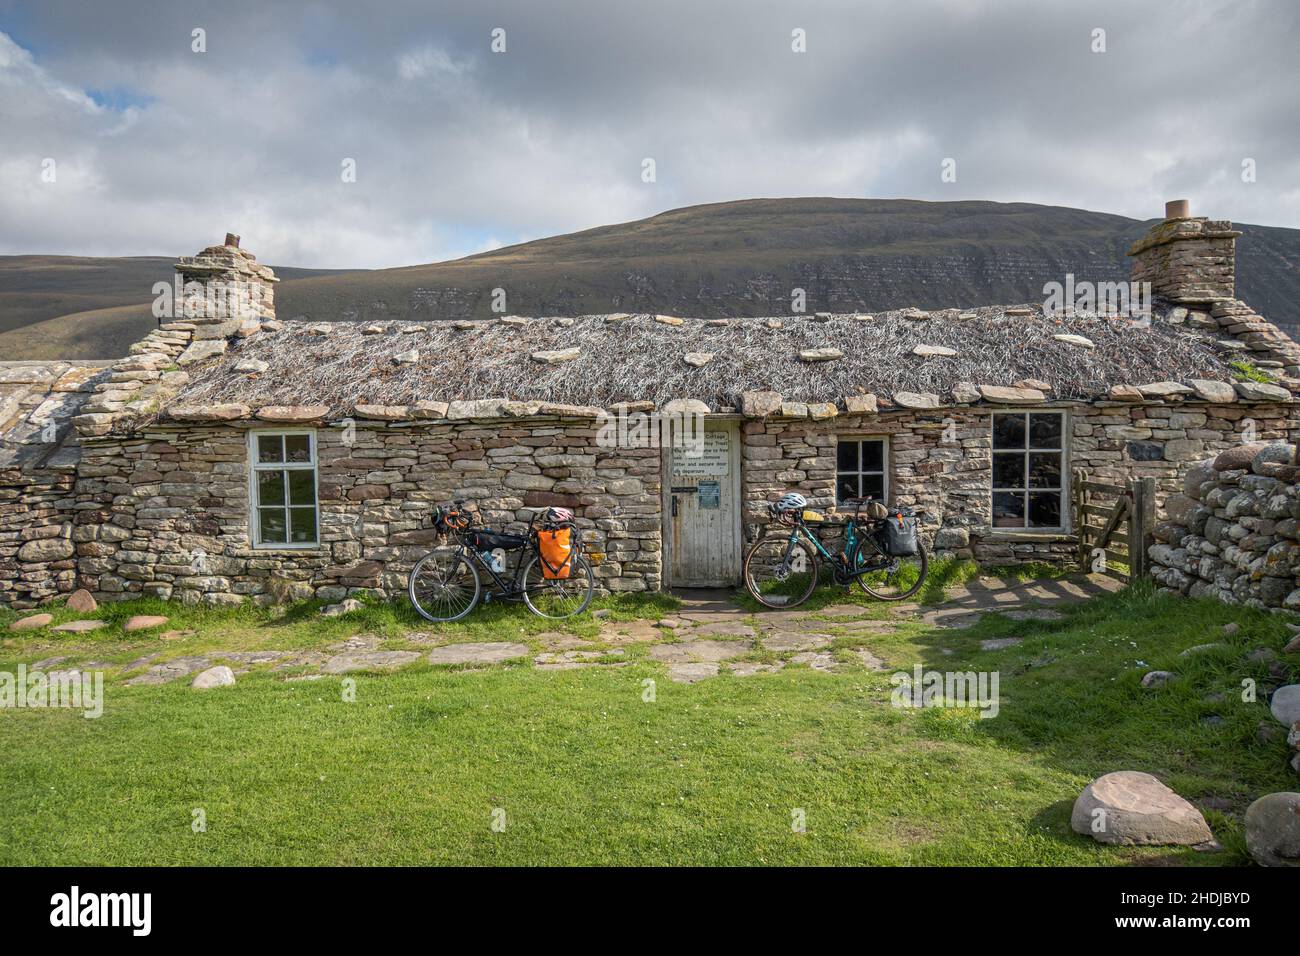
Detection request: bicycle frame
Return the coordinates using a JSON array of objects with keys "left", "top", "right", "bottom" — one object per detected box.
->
[
  {"left": 778, "top": 517, "right": 891, "bottom": 582},
  {"left": 447, "top": 508, "right": 576, "bottom": 602}
]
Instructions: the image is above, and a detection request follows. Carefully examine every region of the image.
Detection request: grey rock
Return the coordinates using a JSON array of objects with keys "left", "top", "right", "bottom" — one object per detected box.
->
[
  {"left": 1271, "top": 685, "right": 1300, "bottom": 726},
  {"left": 1235, "top": 381, "right": 1292, "bottom": 403},
  {"left": 1070, "top": 771, "right": 1214, "bottom": 846},
  {"left": 1244, "top": 792, "right": 1300, "bottom": 866},
  {"left": 191, "top": 665, "right": 236, "bottom": 689},
  {"left": 321, "top": 598, "right": 364, "bottom": 617}
]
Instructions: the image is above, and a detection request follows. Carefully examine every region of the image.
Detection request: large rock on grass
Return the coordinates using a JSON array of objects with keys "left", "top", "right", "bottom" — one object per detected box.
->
[
  {"left": 1070, "top": 771, "right": 1213, "bottom": 846},
  {"left": 65, "top": 589, "right": 97, "bottom": 612},
  {"left": 1271, "top": 685, "right": 1300, "bottom": 726},
  {"left": 1244, "top": 792, "right": 1300, "bottom": 867},
  {"left": 191, "top": 665, "right": 236, "bottom": 690}
]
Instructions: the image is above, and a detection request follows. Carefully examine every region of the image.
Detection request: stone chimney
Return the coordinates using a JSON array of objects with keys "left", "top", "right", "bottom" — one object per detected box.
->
[
  {"left": 173, "top": 233, "right": 278, "bottom": 341},
  {"left": 152, "top": 234, "right": 279, "bottom": 369},
  {"left": 1127, "top": 200, "right": 1242, "bottom": 303}
]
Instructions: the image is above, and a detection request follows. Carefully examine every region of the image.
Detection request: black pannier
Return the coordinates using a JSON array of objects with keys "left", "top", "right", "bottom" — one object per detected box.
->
[
  {"left": 881, "top": 509, "right": 919, "bottom": 557},
  {"left": 468, "top": 531, "right": 527, "bottom": 552}
]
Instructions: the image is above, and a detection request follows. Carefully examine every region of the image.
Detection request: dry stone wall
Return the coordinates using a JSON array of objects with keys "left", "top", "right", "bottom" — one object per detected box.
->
[
  {"left": 740, "top": 400, "right": 1298, "bottom": 567},
  {"left": 0, "top": 470, "right": 77, "bottom": 609},
  {"left": 69, "top": 417, "right": 661, "bottom": 606},
  {"left": 1150, "top": 443, "right": 1300, "bottom": 609}
]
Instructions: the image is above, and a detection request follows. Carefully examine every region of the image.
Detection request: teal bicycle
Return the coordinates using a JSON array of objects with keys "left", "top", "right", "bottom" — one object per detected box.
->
[{"left": 743, "top": 495, "right": 929, "bottom": 608}]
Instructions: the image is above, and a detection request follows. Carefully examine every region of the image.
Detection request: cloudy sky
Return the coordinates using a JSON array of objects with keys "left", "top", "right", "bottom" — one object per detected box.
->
[{"left": 1, "top": 0, "right": 1296, "bottom": 268}]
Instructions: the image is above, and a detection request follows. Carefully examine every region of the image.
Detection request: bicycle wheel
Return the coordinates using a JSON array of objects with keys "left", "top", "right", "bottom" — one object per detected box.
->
[
  {"left": 521, "top": 554, "right": 594, "bottom": 619},
  {"left": 408, "top": 549, "right": 481, "bottom": 622},
  {"left": 743, "top": 532, "right": 819, "bottom": 608},
  {"left": 853, "top": 536, "right": 928, "bottom": 601}
]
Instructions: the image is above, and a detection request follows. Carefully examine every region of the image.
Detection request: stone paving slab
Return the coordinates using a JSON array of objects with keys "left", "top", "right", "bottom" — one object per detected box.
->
[
  {"left": 534, "top": 649, "right": 627, "bottom": 671},
  {"left": 52, "top": 620, "right": 105, "bottom": 633},
  {"left": 599, "top": 621, "right": 662, "bottom": 644},
  {"left": 728, "top": 662, "right": 784, "bottom": 677},
  {"left": 426, "top": 642, "right": 529, "bottom": 665},
  {"left": 124, "top": 655, "right": 213, "bottom": 686},
  {"left": 667, "top": 662, "right": 719, "bottom": 683},
  {"left": 322, "top": 650, "right": 423, "bottom": 674},
  {"left": 764, "top": 631, "right": 833, "bottom": 652},
  {"left": 648, "top": 639, "right": 754, "bottom": 663},
  {"left": 788, "top": 651, "right": 838, "bottom": 672},
  {"left": 691, "top": 621, "right": 756, "bottom": 638},
  {"left": 1000, "top": 609, "right": 1064, "bottom": 622},
  {"left": 852, "top": 648, "right": 889, "bottom": 670},
  {"left": 534, "top": 632, "right": 593, "bottom": 651}
]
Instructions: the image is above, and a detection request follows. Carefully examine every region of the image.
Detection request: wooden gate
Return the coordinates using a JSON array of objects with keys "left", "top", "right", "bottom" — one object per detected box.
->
[{"left": 1071, "top": 471, "right": 1156, "bottom": 582}]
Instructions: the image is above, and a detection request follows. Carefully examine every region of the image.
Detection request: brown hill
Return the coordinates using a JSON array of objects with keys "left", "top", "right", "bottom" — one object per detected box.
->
[{"left": 2, "top": 198, "right": 1297, "bottom": 359}]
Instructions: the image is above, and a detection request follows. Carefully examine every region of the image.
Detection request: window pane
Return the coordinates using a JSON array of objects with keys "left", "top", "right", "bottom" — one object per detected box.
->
[
  {"left": 993, "top": 491, "right": 1026, "bottom": 528},
  {"left": 257, "top": 470, "right": 285, "bottom": 506},
  {"left": 993, "top": 414, "right": 1025, "bottom": 449},
  {"left": 862, "top": 474, "right": 885, "bottom": 499},
  {"left": 259, "top": 507, "right": 287, "bottom": 543},
  {"left": 837, "top": 441, "right": 858, "bottom": 471},
  {"left": 285, "top": 434, "right": 311, "bottom": 463},
  {"left": 836, "top": 476, "right": 860, "bottom": 502},
  {"left": 861, "top": 440, "right": 883, "bottom": 471},
  {"left": 1028, "top": 492, "right": 1062, "bottom": 528},
  {"left": 993, "top": 453, "right": 1026, "bottom": 489},
  {"left": 290, "top": 507, "right": 318, "bottom": 543},
  {"left": 257, "top": 434, "right": 284, "bottom": 463},
  {"left": 287, "top": 469, "right": 316, "bottom": 505},
  {"left": 1028, "top": 452, "right": 1062, "bottom": 489},
  {"left": 1029, "top": 414, "right": 1062, "bottom": 449}
]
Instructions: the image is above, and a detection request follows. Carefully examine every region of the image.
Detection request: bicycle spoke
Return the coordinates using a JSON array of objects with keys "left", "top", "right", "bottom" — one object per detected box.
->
[{"left": 744, "top": 533, "right": 817, "bottom": 608}]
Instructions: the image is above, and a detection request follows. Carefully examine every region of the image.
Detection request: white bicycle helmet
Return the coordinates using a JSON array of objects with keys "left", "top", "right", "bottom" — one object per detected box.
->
[
  {"left": 545, "top": 506, "right": 574, "bottom": 523},
  {"left": 774, "top": 492, "right": 807, "bottom": 513}
]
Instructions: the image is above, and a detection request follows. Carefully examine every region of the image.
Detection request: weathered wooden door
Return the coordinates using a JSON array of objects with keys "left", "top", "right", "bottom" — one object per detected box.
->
[{"left": 665, "top": 422, "right": 742, "bottom": 587}]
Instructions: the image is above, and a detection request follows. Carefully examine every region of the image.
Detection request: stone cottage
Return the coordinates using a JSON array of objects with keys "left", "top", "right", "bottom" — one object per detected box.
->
[{"left": 3, "top": 204, "right": 1300, "bottom": 608}]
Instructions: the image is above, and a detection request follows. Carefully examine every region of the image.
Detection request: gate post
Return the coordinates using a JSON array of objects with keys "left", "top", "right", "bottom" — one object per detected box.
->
[
  {"left": 1073, "top": 469, "right": 1088, "bottom": 571},
  {"left": 1130, "top": 477, "right": 1156, "bottom": 579}
]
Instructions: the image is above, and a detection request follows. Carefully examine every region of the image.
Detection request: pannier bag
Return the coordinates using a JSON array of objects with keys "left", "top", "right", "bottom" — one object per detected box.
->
[
  {"left": 538, "top": 526, "right": 577, "bottom": 580},
  {"left": 468, "top": 531, "right": 527, "bottom": 552},
  {"left": 882, "top": 510, "right": 919, "bottom": 556}
]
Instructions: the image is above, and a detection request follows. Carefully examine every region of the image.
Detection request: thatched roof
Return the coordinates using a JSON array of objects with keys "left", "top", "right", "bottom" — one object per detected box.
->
[{"left": 168, "top": 304, "right": 1247, "bottom": 415}]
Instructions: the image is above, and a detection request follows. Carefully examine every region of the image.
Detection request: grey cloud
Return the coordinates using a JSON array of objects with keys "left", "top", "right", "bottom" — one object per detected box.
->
[{"left": 0, "top": 0, "right": 1296, "bottom": 268}]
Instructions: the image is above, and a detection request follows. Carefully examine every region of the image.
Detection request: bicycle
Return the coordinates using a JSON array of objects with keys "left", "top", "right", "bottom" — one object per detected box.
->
[
  {"left": 743, "top": 497, "right": 929, "bottom": 609},
  {"left": 407, "top": 502, "right": 595, "bottom": 622}
]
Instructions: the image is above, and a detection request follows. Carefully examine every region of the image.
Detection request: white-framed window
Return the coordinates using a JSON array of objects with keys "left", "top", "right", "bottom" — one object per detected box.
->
[
  {"left": 836, "top": 437, "right": 888, "bottom": 504},
  {"left": 991, "top": 411, "right": 1066, "bottom": 529},
  {"left": 249, "top": 430, "right": 320, "bottom": 548}
]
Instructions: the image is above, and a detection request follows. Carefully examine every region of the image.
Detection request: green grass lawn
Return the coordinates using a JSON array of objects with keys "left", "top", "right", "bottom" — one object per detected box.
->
[{"left": 1, "top": 579, "right": 1296, "bottom": 866}]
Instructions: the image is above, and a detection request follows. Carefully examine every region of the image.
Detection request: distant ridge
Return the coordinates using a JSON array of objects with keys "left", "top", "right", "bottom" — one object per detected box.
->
[{"left": 3, "top": 198, "right": 1298, "bottom": 359}]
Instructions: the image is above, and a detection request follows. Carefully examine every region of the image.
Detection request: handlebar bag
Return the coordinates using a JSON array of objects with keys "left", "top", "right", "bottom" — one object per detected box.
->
[
  {"left": 539, "top": 527, "right": 576, "bottom": 579},
  {"left": 468, "top": 531, "right": 527, "bottom": 552},
  {"left": 883, "top": 511, "right": 919, "bottom": 556}
]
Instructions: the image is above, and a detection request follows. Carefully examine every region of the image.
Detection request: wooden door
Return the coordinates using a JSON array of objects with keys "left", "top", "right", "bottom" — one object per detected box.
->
[{"left": 665, "top": 422, "right": 741, "bottom": 587}]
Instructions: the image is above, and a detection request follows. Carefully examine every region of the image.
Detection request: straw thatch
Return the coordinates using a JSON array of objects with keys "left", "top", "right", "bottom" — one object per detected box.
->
[{"left": 170, "top": 304, "right": 1237, "bottom": 415}]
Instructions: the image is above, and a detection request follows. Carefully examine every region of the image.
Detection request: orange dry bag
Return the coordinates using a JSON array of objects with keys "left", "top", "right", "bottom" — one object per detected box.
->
[{"left": 539, "top": 527, "right": 574, "bottom": 579}]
